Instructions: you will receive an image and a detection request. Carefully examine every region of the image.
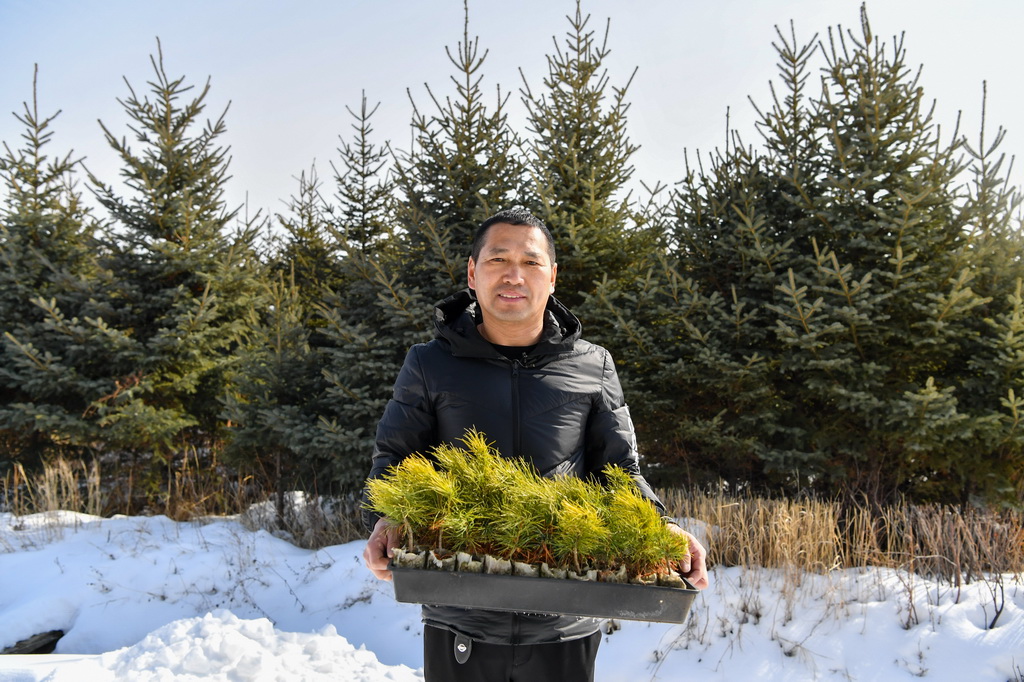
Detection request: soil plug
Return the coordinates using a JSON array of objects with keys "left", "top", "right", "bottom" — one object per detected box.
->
[
  {"left": 658, "top": 570, "right": 686, "bottom": 588},
  {"left": 456, "top": 552, "right": 483, "bottom": 573},
  {"left": 599, "top": 565, "right": 629, "bottom": 583},
  {"left": 484, "top": 555, "right": 512, "bottom": 575},
  {"left": 513, "top": 561, "right": 540, "bottom": 578},
  {"left": 393, "top": 548, "right": 427, "bottom": 569},
  {"left": 429, "top": 549, "right": 456, "bottom": 571},
  {"left": 539, "top": 563, "right": 567, "bottom": 579}
]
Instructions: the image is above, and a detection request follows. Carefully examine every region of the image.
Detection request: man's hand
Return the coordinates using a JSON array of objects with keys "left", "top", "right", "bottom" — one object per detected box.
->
[
  {"left": 363, "top": 517, "right": 401, "bottom": 581},
  {"left": 668, "top": 524, "right": 710, "bottom": 590}
]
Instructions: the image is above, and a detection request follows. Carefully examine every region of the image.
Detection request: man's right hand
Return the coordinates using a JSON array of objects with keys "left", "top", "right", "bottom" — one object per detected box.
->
[{"left": 363, "top": 517, "right": 401, "bottom": 581}]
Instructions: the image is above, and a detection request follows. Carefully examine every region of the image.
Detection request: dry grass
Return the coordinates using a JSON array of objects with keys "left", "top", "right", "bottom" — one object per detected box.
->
[
  {"left": 158, "top": 446, "right": 256, "bottom": 521},
  {"left": 4, "top": 460, "right": 1021, "bottom": 581},
  {"left": 1, "top": 455, "right": 365, "bottom": 548},
  {"left": 1, "top": 452, "right": 255, "bottom": 520},
  {"left": 664, "top": 489, "right": 844, "bottom": 573},
  {"left": 238, "top": 491, "right": 366, "bottom": 549},
  {"left": 659, "top": 486, "right": 1024, "bottom": 582},
  {"left": 2, "top": 459, "right": 103, "bottom": 517}
]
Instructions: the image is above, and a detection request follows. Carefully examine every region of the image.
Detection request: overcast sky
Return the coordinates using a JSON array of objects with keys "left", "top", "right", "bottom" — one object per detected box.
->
[{"left": 1, "top": 0, "right": 1021, "bottom": 220}]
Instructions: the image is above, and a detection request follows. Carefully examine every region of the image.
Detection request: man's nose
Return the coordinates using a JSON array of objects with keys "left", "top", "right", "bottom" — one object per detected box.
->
[{"left": 503, "top": 264, "right": 524, "bottom": 283}]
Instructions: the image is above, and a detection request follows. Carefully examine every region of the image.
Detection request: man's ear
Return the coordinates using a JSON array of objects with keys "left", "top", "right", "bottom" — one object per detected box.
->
[{"left": 467, "top": 257, "right": 477, "bottom": 290}]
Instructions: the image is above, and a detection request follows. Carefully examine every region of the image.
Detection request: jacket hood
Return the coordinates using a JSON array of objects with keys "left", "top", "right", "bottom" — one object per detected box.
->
[{"left": 433, "top": 289, "right": 582, "bottom": 359}]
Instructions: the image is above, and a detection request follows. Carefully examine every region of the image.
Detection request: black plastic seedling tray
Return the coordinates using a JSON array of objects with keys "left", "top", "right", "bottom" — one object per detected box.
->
[{"left": 389, "top": 563, "right": 698, "bottom": 623}]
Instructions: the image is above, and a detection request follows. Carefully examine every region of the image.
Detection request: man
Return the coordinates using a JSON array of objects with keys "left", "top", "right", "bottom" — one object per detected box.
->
[{"left": 363, "top": 207, "right": 708, "bottom": 681}]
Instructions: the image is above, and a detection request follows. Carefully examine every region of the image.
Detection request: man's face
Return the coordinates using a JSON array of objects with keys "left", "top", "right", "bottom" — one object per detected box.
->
[{"left": 467, "top": 223, "right": 557, "bottom": 333}]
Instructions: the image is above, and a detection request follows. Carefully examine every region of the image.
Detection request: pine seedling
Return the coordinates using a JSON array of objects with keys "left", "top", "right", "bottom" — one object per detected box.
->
[
  {"left": 554, "top": 472, "right": 606, "bottom": 507},
  {"left": 367, "top": 431, "right": 684, "bottom": 577},
  {"left": 492, "top": 472, "right": 560, "bottom": 564},
  {"left": 435, "top": 433, "right": 503, "bottom": 508},
  {"left": 603, "top": 466, "right": 689, "bottom": 576},
  {"left": 454, "top": 430, "right": 558, "bottom": 560},
  {"left": 551, "top": 498, "right": 611, "bottom": 573},
  {"left": 437, "top": 504, "right": 484, "bottom": 554},
  {"left": 432, "top": 431, "right": 514, "bottom": 550},
  {"left": 601, "top": 464, "right": 639, "bottom": 494},
  {"left": 365, "top": 454, "right": 455, "bottom": 550}
]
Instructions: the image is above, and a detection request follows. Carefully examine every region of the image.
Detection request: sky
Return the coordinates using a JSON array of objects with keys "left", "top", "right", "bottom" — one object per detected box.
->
[
  {"left": 1, "top": 0, "right": 1021, "bottom": 221},
  {"left": 0, "top": 509, "right": 1020, "bottom": 680}
]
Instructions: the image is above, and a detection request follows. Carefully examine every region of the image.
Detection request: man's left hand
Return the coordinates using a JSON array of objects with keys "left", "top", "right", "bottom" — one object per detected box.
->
[{"left": 667, "top": 524, "right": 709, "bottom": 590}]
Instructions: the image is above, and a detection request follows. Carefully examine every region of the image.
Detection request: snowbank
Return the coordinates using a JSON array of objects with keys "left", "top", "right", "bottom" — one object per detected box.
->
[{"left": 0, "top": 512, "right": 1020, "bottom": 681}]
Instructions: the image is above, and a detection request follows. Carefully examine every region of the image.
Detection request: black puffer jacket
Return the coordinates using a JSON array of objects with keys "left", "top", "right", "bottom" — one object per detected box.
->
[{"left": 364, "top": 289, "right": 665, "bottom": 644}]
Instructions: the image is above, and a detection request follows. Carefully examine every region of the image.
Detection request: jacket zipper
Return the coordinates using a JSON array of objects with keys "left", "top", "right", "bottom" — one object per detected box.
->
[
  {"left": 510, "top": 356, "right": 522, "bottom": 644},
  {"left": 511, "top": 359, "right": 522, "bottom": 458}
]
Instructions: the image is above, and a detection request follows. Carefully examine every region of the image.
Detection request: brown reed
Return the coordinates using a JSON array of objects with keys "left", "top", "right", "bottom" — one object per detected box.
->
[
  {"left": 5, "top": 459, "right": 1021, "bottom": 581},
  {"left": 658, "top": 486, "right": 1024, "bottom": 582}
]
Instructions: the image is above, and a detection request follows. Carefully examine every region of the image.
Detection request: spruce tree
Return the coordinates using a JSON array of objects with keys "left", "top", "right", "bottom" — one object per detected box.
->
[
  {"left": 593, "top": 7, "right": 1024, "bottom": 506},
  {"left": 84, "top": 42, "right": 264, "bottom": 499},
  {"left": 317, "top": 5, "right": 527, "bottom": 489},
  {"left": 226, "top": 96, "right": 401, "bottom": 495},
  {"left": 764, "top": 9, "right": 990, "bottom": 502},
  {"left": 270, "top": 166, "right": 344, "bottom": 318},
  {"left": 328, "top": 92, "right": 396, "bottom": 257},
  {"left": 592, "top": 142, "right": 782, "bottom": 489},
  {"left": 309, "top": 93, "right": 402, "bottom": 491},
  {"left": 0, "top": 69, "right": 105, "bottom": 467},
  {"left": 521, "top": 1, "right": 646, "bottom": 323},
  {"left": 915, "top": 89, "right": 1024, "bottom": 506},
  {"left": 389, "top": 0, "right": 528, "bottom": 305},
  {"left": 221, "top": 270, "right": 334, "bottom": 504},
  {"left": 321, "top": 90, "right": 398, "bottom": 339}
]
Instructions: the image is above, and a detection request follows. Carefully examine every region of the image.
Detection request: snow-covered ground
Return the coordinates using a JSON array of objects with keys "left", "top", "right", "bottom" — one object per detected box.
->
[{"left": 0, "top": 510, "right": 1021, "bottom": 681}]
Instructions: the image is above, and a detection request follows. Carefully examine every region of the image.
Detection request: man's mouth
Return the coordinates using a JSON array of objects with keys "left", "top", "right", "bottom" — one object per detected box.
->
[{"left": 498, "top": 292, "right": 526, "bottom": 300}]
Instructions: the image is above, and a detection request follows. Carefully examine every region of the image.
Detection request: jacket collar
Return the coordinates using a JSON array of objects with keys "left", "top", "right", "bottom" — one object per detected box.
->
[{"left": 433, "top": 289, "right": 582, "bottom": 360}]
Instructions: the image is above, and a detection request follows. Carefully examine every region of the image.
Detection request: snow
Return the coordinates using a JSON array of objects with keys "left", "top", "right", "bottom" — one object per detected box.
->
[{"left": 0, "top": 510, "right": 1021, "bottom": 681}]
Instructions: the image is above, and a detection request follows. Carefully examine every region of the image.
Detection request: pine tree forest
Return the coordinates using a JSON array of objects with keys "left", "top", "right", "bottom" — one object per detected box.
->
[{"left": 1, "top": 5, "right": 1022, "bottom": 514}]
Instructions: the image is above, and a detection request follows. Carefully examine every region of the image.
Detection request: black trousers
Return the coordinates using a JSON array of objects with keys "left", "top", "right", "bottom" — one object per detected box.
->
[{"left": 423, "top": 625, "right": 601, "bottom": 682}]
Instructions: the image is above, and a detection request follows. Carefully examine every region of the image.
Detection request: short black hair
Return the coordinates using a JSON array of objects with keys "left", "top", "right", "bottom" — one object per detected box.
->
[{"left": 471, "top": 208, "right": 556, "bottom": 263}]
